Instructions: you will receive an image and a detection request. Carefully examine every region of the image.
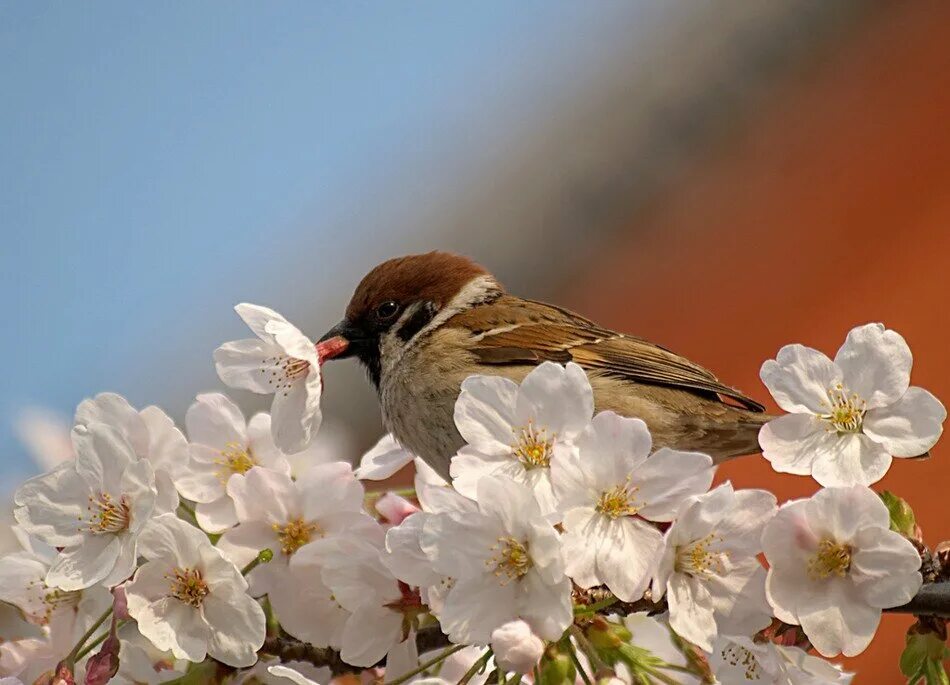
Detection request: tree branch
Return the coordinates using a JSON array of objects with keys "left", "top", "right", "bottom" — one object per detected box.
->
[{"left": 886, "top": 582, "right": 950, "bottom": 619}]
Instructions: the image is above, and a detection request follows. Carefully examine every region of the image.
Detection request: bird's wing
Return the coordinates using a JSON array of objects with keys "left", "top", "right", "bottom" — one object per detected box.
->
[{"left": 452, "top": 297, "right": 764, "bottom": 412}]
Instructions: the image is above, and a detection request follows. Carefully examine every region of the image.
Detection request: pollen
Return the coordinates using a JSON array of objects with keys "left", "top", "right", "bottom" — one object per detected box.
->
[
  {"left": 719, "top": 643, "right": 763, "bottom": 681},
  {"left": 83, "top": 491, "right": 132, "bottom": 534},
  {"left": 512, "top": 421, "right": 554, "bottom": 469},
  {"left": 167, "top": 567, "right": 209, "bottom": 608},
  {"left": 807, "top": 539, "right": 852, "bottom": 580},
  {"left": 674, "top": 534, "right": 726, "bottom": 577},
  {"left": 262, "top": 354, "right": 311, "bottom": 395},
  {"left": 487, "top": 536, "right": 532, "bottom": 584},
  {"left": 214, "top": 442, "right": 257, "bottom": 481},
  {"left": 26, "top": 577, "right": 81, "bottom": 624},
  {"left": 595, "top": 482, "right": 640, "bottom": 519},
  {"left": 273, "top": 517, "right": 321, "bottom": 555},
  {"left": 818, "top": 384, "right": 867, "bottom": 433}
]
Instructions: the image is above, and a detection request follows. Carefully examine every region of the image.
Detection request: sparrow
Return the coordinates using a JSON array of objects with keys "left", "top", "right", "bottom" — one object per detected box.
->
[{"left": 318, "top": 251, "right": 769, "bottom": 479}]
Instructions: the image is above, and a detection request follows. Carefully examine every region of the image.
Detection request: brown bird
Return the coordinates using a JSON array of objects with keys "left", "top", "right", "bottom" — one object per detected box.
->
[{"left": 319, "top": 251, "right": 769, "bottom": 478}]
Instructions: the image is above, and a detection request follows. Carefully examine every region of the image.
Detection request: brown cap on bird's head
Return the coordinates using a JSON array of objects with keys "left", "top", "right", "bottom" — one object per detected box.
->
[{"left": 344, "top": 251, "right": 491, "bottom": 323}]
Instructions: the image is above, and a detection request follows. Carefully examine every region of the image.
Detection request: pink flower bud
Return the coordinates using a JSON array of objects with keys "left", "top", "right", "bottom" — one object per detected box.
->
[
  {"left": 490, "top": 620, "right": 544, "bottom": 674},
  {"left": 375, "top": 493, "right": 419, "bottom": 525},
  {"left": 111, "top": 586, "right": 129, "bottom": 620}
]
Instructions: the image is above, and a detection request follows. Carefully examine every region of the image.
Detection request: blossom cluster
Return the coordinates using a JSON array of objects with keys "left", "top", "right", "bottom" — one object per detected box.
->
[{"left": 0, "top": 307, "right": 944, "bottom": 685}]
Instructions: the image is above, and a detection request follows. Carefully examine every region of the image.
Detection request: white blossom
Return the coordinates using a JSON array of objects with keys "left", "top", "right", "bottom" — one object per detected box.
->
[
  {"left": 652, "top": 482, "right": 776, "bottom": 651},
  {"left": 762, "top": 486, "right": 921, "bottom": 657},
  {"left": 218, "top": 464, "right": 378, "bottom": 618},
  {"left": 266, "top": 665, "right": 323, "bottom": 685},
  {"left": 114, "top": 624, "right": 188, "bottom": 684},
  {"left": 710, "top": 635, "right": 853, "bottom": 684},
  {"left": 551, "top": 411, "right": 714, "bottom": 602},
  {"left": 125, "top": 514, "right": 265, "bottom": 667},
  {"left": 450, "top": 362, "right": 594, "bottom": 516},
  {"left": 214, "top": 303, "right": 323, "bottom": 453},
  {"left": 491, "top": 620, "right": 544, "bottom": 674},
  {"left": 177, "top": 393, "right": 291, "bottom": 533},
  {"left": 421, "top": 476, "right": 572, "bottom": 644},
  {"left": 759, "top": 323, "right": 946, "bottom": 486},
  {"left": 14, "top": 422, "right": 159, "bottom": 590},
  {"left": 355, "top": 433, "right": 415, "bottom": 480},
  {"left": 618, "top": 613, "right": 701, "bottom": 685}
]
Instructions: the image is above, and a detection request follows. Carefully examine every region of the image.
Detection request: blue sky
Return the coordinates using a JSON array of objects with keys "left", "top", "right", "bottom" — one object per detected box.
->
[{"left": 0, "top": 2, "right": 657, "bottom": 479}]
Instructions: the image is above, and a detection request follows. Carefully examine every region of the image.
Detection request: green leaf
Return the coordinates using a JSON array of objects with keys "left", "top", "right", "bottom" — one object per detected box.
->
[
  {"left": 901, "top": 633, "right": 950, "bottom": 683},
  {"left": 880, "top": 491, "right": 917, "bottom": 537}
]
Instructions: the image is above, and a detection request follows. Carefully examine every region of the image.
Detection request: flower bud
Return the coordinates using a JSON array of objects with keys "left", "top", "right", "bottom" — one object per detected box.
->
[
  {"left": 538, "top": 651, "right": 575, "bottom": 685},
  {"left": 375, "top": 493, "right": 419, "bottom": 525},
  {"left": 490, "top": 620, "right": 545, "bottom": 674}
]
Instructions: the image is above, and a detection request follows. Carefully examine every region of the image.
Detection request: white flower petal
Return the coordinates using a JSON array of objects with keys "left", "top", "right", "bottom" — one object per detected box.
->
[
  {"left": 235, "top": 303, "right": 288, "bottom": 343},
  {"left": 519, "top": 571, "right": 573, "bottom": 641},
  {"left": 195, "top": 496, "right": 239, "bottom": 533},
  {"left": 634, "top": 448, "right": 714, "bottom": 521},
  {"left": 798, "top": 579, "right": 880, "bottom": 658},
  {"left": 71, "top": 422, "right": 136, "bottom": 492},
  {"left": 74, "top": 392, "right": 150, "bottom": 458},
  {"left": 803, "top": 486, "right": 890, "bottom": 541},
  {"left": 850, "top": 526, "right": 922, "bottom": 608},
  {"left": 760, "top": 344, "right": 842, "bottom": 414},
  {"left": 175, "top": 446, "right": 226, "bottom": 503},
  {"left": 298, "top": 461, "right": 364, "bottom": 521},
  {"left": 46, "top": 534, "right": 120, "bottom": 590},
  {"left": 13, "top": 463, "right": 87, "bottom": 547},
  {"left": 758, "top": 413, "right": 825, "bottom": 475},
  {"left": 439, "top": 574, "right": 519, "bottom": 644},
  {"left": 810, "top": 433, "right": 892, "bottom": 487},
  {"left": 339, "top": 605, "right": 403, "bottom": 667},
  {"left": 131, "top": 597, "right": 209, "bottom": 663},
  {"left": 268, "top": 665, "right": 323, "bottom": 685},
  {"left": 214, "top": 339, "right": 284, "bottom": 394},
  {"left": 454, "top": 375, "right": 520, "bottom": 453},
  {"left": 203, "top": 594, "right": 266, "bottom": 667},
  {"left": 597, "top": 517, "right": 661, "bottom": 602},
  {"left": 266, "top": 317, "right": 318, "bottom": 365},
  {"left": 354, "top": 434, "right": 414, "bottom": 480},
  {"left": 270, "top": 369, "right": 322, "bottom": 454},
  {"left": 834, "top": 323, "right": 911, "bottom": 409},
  {"left": 139, "top": 405, "right": 189, "bottom": 478},
  {"left": 228, "top": 467, "right": 296, "bottom": 525},
  {"left": 515, "top": 362, "right": 594, "bottom": 440},
  {"left": 573, "top": 412, "right": 652, "bottom": 488},
  {"left": 185, "top": 393, "right": 248, "bottom": 448},
  {"left": 667, "top": 573, "right": 717, "bottom": 652},
  {"left": 863, "top": 386, "right": 946, "bottom": 457}
]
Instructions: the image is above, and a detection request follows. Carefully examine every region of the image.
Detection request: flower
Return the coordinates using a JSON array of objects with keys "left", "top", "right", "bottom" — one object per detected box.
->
[
  {"left": 14, "top": 422, "right": 159, "bottom": 590},
  {"left": 616, "top": 613, "right": 701, "bottom": 685},
  {"left": 354, "top": 433, "right": 415, "bottom": 480},
  {"left": 450, "top": 362, "right": 594, "bottom": 515},
  {"left": 218, "top": 464, "right": 379, "bottom": 618},
  {"left": 125, "top": 514, "right": 265, "bottom": 667},
  {"left": 314, "top": 537, "right": 416, "bottom": 667},
  {"left": 266, "top": 665, "right": 323, "bottom": 685},
  {"left": 420, "top": 476, "right": 572, "bottom": 644},
  {"left": 74, "top": 393, "right": 187, "bottom": 515},
  {"left": 177, "top": 393, "right": 292, "bottom": 533},
  {"left": 551, "top": 411, "right": 714, "bottom": 601},
  {"left": 709, "top": 635, "right": 853, "bottom": 684},
  {"left": 491, "top": 620, "right": 544, "bottom": 674},
  {"left": 214, "top": 303, "right": 323, "bottom": 453},
  {"left": 762, "top": 486, "right": 922, "bottom": 657},
  {"left": 114, "top": 624, "right": 188, "bottom": 684},
  {"left": 759, "top": 323, "right": 946, "bottom": 486},
  {"left": 652, "top": 482, "right": 776, "bottom": 651}
]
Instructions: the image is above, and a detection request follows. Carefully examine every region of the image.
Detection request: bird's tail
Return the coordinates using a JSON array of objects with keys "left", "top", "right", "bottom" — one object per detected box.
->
[{"left": 702, "top": 411, "right": 775, "bottom": 465}]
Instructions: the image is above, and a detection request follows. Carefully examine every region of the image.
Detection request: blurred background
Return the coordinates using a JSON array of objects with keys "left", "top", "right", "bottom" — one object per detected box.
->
[{"left": 3, "top": 2, "right": 950, "bottom": 680}]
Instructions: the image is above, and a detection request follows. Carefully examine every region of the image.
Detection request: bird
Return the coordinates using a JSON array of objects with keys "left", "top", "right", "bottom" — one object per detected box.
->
[{"left": 318, "top": 251, "right": 769, "bottom": 479}]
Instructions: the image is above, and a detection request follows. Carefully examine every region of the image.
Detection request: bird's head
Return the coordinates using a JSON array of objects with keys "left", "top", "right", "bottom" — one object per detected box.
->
[{"left": 318, "top": 251, "right": 503, "bottom": 386}]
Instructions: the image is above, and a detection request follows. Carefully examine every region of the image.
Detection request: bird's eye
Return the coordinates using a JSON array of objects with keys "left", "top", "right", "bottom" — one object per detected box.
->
[{"left": 375, "top": 300, "right": 400, "bottom": 321}]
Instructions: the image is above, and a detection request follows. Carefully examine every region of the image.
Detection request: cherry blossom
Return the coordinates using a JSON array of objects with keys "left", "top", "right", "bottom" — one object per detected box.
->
[
  {"left": 491, "top": 620, "right": 544, "bottom": 674},
  {"left": 354, "top": 433, "right": 415, "bottom": 480},
  {"left": 214, "top": 303, "right": 323, "bottom": 453},
  {"left": 652, "top": 482, "right": 776, "bottom": 651},
  {"left": 759, "top": 323, "right": 946, "bottom": 486},
  {"left": 177, "top": 393, "right": 291, "bottom": 533},
  {"left": 420, "top": 476, "right": 572, "bottom": 643},
  {"left": 551, "top": 411, "right": 714, "bottom": 602},
  {"left": 709, "top": 635, "right": 853, "bottom": 684},
  {"left": 450, "top": 361, "right": 594, "bottom": 515},
  {"left": 14, "top": 422, "right": 159, "bottom": 590},
  {"left": 762, "top": 486, "right": 922, "bottom": 657},
  {"left": 125, "top": 514, "right": 265, "bottom": 667}
]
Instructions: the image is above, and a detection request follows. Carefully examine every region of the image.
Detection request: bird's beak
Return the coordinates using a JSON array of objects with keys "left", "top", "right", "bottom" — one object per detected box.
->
[{"left": 315, "top": 320, "right": 363, "bottom": 362}]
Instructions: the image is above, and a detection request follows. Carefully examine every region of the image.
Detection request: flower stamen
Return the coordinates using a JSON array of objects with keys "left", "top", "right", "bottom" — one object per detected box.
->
[
  {"left": 512, "top": 421, "right": 554, "bottom": 469},
  {"left": 674, "top": 533, "right": 726, "bottom": 577},
  {"left": 214, "top": 442, "right": 257, "bottom": 482},
  {"left": 720, "top": 643, "right": 763, "bottom": 681},
  {"left": 807, "top": 539, "right": 852, "bottom": 580},
  {"left": 83, "top": 491, "right": 131, "bottom": 534},
  {"left": 595, "top": 482, "right": 640, "bottom": 519},
  {"left": 818, "top": 384, "right": 867, "bottom": 433},
  {"left": 273, "top": 517, "right": 321, "bottom": 556},
  {"left": 487, "top": 536, "right": 532, "bottom": 584},
  {"left": 167, "top": 567, "right": 209, "bottom": 608}
]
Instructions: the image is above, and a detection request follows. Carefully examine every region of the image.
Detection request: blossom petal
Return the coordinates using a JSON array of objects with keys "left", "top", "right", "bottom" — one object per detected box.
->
[
  {"left": 798, "top": 579, "right": 880, "bottom": 657},
  {"left": 758, "top": 413, "right": 825, "bottom": 475},
  {"left": 175, "top": 446, "right": 226, "bottom": 503},
  {"left": 515, "top": 362, "right": 594, "bottom": 440},
  {"left": 760, "top": 344, "right": 842, "bottom": 414},
  {"left": 71, "top": 423, "right": 136, "bottom": 492},
  {"left": 132, "top": 597, "right": 209, "bottom": 662},
  {"left": 810, "top": 434, "right": 892, "bottom": 487},
  {"left": 203, "top": 594, "right": 266, "bottom": 667},
  {"left": 667, "top": 573, "right": 717, "bottom": 652},
  {"left": 298, "top": 461, "right": 364, "bottom": 520},
  {"left": 519, "top": 572, "right": 573, "bottom": 641},
  {"left": 597, "top": 517, "right": 662, "bottom": 602},
  {"left": 439, "top": 574, "right": 519, "bottom": 644},
  {"left": 454, "top": 375, "right": 520, "bottom": 453},
  {"left": 354, "top": 434, "right": 414, "bottom": 480},
  {"left": 863, "top": 387, "right": 946, "bottom": 457},
  {"left": 14, "top": 462, "right": 87, "bottom": 547},
  {"left": 339, "top": 605, "right": 403, "bottom": 667},
  {"left": 266, "top": 317, "right": 318, "bottom": 365},
  {"left": 228, "top": 467, "right": 296, "bottom": 525},
  {"left": 834, "top": 323, "right": 911, "bottom": 409},
  {"left": 634, "top": 448, "right": 714, "bottom": 521},
  {"left": 214, "top": 339, "right": 284, "bottom": 394},
  {"left": 235, "top": 303, "right": 288, "bottom": 342},
  {"left": 270, "top": 369, "right": 322, "bottom": 454},
  {"left": 74, "top": 393, "right": 150, "bottom": 458},
  {"left": 804, "top": 485, "right": 889, "bottom": 543},
  {"left": 185, "top": 393, "right": 247, "bottom": 448},
  {"left": 46, "top": 534, "right": 120, "bottom": 590},
  {"left": 851, "top": 526, "right": 922, "bottom": 608},
  {"left": 195, "top": 496, "right": 239, "bottom": 534},
  {"left": 573, "top": 412, "right": 652, "bottom": 488}
]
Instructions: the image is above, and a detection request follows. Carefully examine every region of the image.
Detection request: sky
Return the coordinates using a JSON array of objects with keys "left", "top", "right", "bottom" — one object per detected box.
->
[{"left": 0, "top": 2, "right": 663, "bottom": 480}]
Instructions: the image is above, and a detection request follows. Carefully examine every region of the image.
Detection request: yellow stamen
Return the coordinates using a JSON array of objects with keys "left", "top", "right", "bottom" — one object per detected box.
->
[
  {"left": 273, "top": 517, "right": 321, "bottom": 556},
  {"left": 719, "top": 643, "right": 763, "bottom": 681},
  {"left": 595, "top": 482, "right": 640, "bottom": 519},
  {"left": 818, "top": 384, "right": 866, "bottom": 433},
  {"left": 214, "top": 442, "right": 257, "bottom": 482},
  {"left": 807, "top": 539, "right": 852, "bottom": 580},
  {"left": 512, "top": 421, "right": 554, "bottom": 469},
  {"left": 83, "top": 491, "right": 131, "bottom": 534},
  {"left": 487, "top": 536, "right": 532, "bottom": 584},
  {"left": 674, "top": 533, "right": 726, "bottom": 577},
  {"left": 167, "top": 567, "right": 209, "bottom": 608}
]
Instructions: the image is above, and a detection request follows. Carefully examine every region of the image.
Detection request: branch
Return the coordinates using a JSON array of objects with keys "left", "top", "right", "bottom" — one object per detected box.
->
[{"left": 886, "top": 582, "right": 950, "bottom": 619}]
